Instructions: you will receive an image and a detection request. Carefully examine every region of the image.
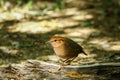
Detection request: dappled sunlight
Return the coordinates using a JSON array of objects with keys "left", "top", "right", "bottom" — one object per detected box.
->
[
  {"left": 0, "top": 12, "right": 7, "bottom": 21},
  {"left": 110, "top": 45, "right": 120, "bottom": 51},
  {"left": 46, "top": 8, "right": 81, "bottom": 17},
  {"left": 104, "top": 41, "right": 120, "bottom": 51},
  {"left": 6, "top": 12, "right": 93, "bottom": 34},
  {"left": 0, "top": 12, "right": 24, "bottom": 21},
  {"left": 89, "top": 38, "right": 110, "bottom": 45},
  {"left": 0, "top": 0, "right": 119, "bottom": 79},
  {"left": 64, "top": 8, "right": 78, "bottom": 15},
  {"left": 56, "top": 19, "right": 79, "bottom": 28},
  {"left": 71, "top": 10, "right": 93, "bottom": 21},
  {"left": 12, "top": 12, "right": 23, "bottom": 20},
  {"left": 72, "top": 14, "right": 93, "bottom": 21},
  {"left": 7, "top": 21, "right": 58, "bottom": 33},
  {"left": 89, "top": 38, "right": 120, "bottom": 51},
  {"left": 65, "top": 28, "right": 97, "bottom": 39},
  {"left": 0, "top": 46, "right": 19, "bottom": 55},
  {"left": 0, "top": 0, "right": 119, "bottom": 67}
]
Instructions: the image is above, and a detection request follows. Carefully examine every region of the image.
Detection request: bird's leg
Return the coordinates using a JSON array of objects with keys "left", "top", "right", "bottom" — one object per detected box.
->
[
  {"left": 57, "top": 57, "right": 76, "bottom": 71},
  {"left": 58, "top": 58, "right": 64, "bottom": 63},
  {"left": 58, "top": 58, "right": 70, "bottom": 66},
  {"left": 63, "top": 57, "right": 77, "bottom": 65},
  {"left": 57, "top": 58, "right": 66, "bottom": 71}
]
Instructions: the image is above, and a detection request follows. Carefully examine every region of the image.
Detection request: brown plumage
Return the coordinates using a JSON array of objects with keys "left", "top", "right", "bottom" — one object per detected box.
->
[{"left": 48, "top": 36, "right": 87, "bottom": 65}]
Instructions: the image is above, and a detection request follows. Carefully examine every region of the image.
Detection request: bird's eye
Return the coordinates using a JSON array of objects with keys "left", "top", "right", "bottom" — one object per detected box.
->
[{"left": 54, "top": 40, "right": 57, "bottom": 42}]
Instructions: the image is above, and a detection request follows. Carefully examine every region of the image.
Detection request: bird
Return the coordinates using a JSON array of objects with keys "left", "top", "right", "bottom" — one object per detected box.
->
[{"left": 48, "top": 36, "right": 87, "bottom": 66}]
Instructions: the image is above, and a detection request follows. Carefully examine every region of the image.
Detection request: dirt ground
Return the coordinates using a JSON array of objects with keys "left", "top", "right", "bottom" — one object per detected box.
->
[{"left": 0, "top": 0, "right": 120, "bottom": 79}]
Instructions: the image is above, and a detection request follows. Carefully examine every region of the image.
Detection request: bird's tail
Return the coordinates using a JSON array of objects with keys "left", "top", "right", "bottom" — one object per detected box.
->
[{"left": 82, "top": 51, "right": 87, "bottom": 55}]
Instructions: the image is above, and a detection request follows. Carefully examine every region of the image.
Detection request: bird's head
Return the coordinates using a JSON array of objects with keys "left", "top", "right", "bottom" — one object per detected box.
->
[{"left": 48, "top": 36, "right": 66, "bottom": 48}]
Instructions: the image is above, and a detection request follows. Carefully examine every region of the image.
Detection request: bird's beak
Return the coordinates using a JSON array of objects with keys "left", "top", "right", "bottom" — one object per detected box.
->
[{"left": 46, "top": 41, "right": 50, "bottom": 44}]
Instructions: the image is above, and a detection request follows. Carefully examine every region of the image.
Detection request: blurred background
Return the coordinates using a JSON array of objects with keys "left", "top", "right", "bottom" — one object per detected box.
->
[{"left": 0, "top": 0, "right": 120, "bottom": 65}]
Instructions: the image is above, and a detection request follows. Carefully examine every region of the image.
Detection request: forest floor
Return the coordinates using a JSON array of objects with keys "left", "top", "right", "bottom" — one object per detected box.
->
[{"left": 0, "top": 0, "right": 120, "bottom": 79}]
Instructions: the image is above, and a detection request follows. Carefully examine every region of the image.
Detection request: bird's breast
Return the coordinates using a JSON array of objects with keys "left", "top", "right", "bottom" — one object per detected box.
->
[
  {"left": 53, "top": 45, "right": 78, "bottom": 59},
  {"left": 53, "top": 46, "right": 67, "bottom": 59}
]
